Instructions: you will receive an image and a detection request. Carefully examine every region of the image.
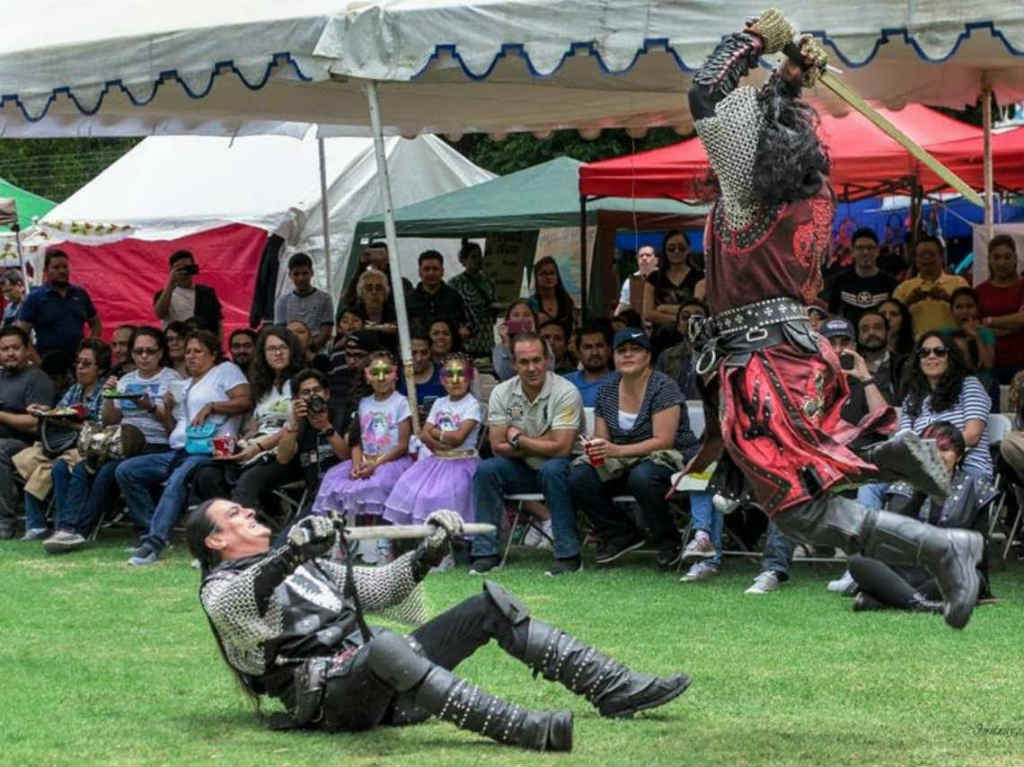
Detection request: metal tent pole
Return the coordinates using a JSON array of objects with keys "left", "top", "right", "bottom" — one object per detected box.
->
[
  {"left": 317, "top": 135, "right": 334, "bottom": 298},
  {"left": 982, "top": 79, "right": 995, "bottom": 242},
  {"left": 364, "top": 81, "right": 420, "bottom": 432}
]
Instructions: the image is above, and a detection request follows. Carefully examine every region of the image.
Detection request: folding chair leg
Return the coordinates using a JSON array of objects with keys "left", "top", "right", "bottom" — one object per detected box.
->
[
  {"left": 499, "top": 506, "right": 524, "bottom": 569},
  {"left": 1004, "top": 487, "right": 1024, "bottom": 561}
]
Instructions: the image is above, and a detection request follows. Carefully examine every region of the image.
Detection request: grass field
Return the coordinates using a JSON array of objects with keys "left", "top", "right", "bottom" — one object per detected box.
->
[{"left": 3, "top": 534, "right": 1024, "bottom": 766}]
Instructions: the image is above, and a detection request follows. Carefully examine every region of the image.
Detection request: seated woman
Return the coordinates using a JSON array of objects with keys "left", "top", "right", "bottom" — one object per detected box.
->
[
  {"left": 858, "top": 331, "right": 992, "bottom": 510},
  {"left": 385, "top": 353, "right": 481, "bottom": 532},
  {"left": 191, "top": 326, "right": 304, "bottom": 515},
  {"left": 878, "top": 298, "right": 915, "bottom": 358},
  {"left": 19, "top": 338, "right": 110, "bottom": 540},
  {"left": 350, "top": 267, "right": 398, "bottom": 347},
  {"left": 41, "top": 328, "right": 180, "bottom": 552},
  {"left": 568, "top": 328, "right": 700, "bottom": 570},
  {"left": 527, "top": 257, "right": 576, "bottom": 332},
  {"left": 164, "top": 320, "right": 190, "bottom": 378},
  {"left": 944, "top": 287, "right": 997, "bottom": 400},
  {"left": 428, "top": 317, "right": 461, "bottom": 366},
  {"left": 492, "top": 300, "right": 551, "bottom": 381},
  {"left": 116, "top": 330, "right": 251, "bottom": 566},
  {"left": 848, "top": 421, "right": 996, "bottom": 612}
]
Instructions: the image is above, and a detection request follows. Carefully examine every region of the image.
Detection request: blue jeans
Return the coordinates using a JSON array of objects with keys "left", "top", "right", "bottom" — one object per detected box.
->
[
  {"left": 24, "top": 459, "right": 72, "bottom": 531},
  {"left": 857, "top": 482, "right": 888, "bottom": 510},
  {"left": 471, "top": 456, "right": 579, "bottom": 560},
  {"left": 568, "top": 459, "right": 679, "bottom": 545},
  {"left": 53, "top": 459, "right": 121, "bottom": 535},
  {"left": 115, "top": 451, "right": 212, "bottom": 550},
  {"left": 762, "top": 521, "right": 795, "bottom": 577},
  {"left": 687, "top": 491, "right": 721, "bottom": 567}
]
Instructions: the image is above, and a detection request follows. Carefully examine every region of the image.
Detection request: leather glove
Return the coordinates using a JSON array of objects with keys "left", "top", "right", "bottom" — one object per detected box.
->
[
  {"left": 747, "top": 8, "right": 794, "bottom": 54},
  {"left": 287, "top": 515, "right": 337, "bottom": 561},
  {"left": 794, "top": 33, "right": 828, "bottom": 87}
]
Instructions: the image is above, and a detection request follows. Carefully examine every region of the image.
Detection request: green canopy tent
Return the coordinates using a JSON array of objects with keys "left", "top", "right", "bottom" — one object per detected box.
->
[
  {"left": 352, "top": 157, "right": 707, "bottom": 317},
  {"left": 0, "top": 177, "right": 55, "bottom": 231}
]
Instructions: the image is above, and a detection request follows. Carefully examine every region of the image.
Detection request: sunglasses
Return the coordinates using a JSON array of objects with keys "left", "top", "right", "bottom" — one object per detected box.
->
[{"left": 918, "top": 346, "right": 948, "bottom": 359}]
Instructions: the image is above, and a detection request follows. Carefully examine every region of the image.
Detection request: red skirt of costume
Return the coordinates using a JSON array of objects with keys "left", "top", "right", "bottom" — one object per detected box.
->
[{"left": 714, "top": 336, "right": 895, "bottom": 517}]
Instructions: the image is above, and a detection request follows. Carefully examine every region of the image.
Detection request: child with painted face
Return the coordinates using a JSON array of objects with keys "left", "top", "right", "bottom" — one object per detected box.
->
[
  {"left": 384, "top": 354, "right": 482, "bottom": 535},
  {"left": 311, "top": 352, "right": 414, "bottom": 562}
]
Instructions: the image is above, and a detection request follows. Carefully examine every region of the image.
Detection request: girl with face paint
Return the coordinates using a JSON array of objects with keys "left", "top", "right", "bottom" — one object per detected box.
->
[
  {"left": 310, "top": 351, "right": 414, "bottom": 563},
  {"left": 384, "top": 354, "right": 483, "bottom": 538}
]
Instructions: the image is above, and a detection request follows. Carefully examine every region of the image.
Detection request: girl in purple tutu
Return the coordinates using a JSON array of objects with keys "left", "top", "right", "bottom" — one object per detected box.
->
[
  {"left": 312, "top": 351, "right": 413, "bottom": 542},
  {"left": 385, "top": 353, "right": 482, "bottom": 528}
]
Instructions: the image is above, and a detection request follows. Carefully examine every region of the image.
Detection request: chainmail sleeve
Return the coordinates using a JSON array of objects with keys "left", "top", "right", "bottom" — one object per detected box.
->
[
  {"left": 689, "top": 32, "right": 766, "bottom": 226},
  {"left": 316, "top": 550, "right": 427, "bottom": 626}
]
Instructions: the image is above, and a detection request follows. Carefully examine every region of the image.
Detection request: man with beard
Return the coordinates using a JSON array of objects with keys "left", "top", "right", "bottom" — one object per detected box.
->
[
  {"left": 17, "top": 249, "right": 101, "bottom": 362},
  {"left": 228, "top": 328, "right": 257, "bottom": 372},
  {"left": 856, "top": 310, "right": 905, "bottom": 404},
  {"left": 685, "top": 8, "right": 982, "bottom": 629},
  {"left": 563, "top": 321, "right": 614, "bottom": 407}
]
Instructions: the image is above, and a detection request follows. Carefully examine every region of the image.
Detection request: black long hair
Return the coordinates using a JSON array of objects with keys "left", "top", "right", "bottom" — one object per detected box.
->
[
  {"left": 901, "top": 331, "right": 972, "bottom": 419},
  {"left": 185, "top": 501, "right": 263, "bottom": 712},
  {"left": 879, "top": 298, "right": 915, "bottom": 357},
  {"left": 531, "top": 256, "right": 576, "bottom": 326},
  {"left": 249, "top": 325, "right": 304, "bottom": 402},
  {"left": 751, "top": 73, "right": 831, "bottom": 207}
]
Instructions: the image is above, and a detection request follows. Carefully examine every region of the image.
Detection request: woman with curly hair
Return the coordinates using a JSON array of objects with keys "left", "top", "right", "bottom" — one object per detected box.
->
[{"left": 899, "top": 331, "right": 992, "bottom": 479}]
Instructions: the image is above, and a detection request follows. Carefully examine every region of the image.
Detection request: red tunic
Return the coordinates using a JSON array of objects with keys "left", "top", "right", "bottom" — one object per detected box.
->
[
  {"left": 704, "top": 184, "right": 895, "bottom": 516},
  {"left": 974, "top": 279, "right": 1024, "bottom": 371}
]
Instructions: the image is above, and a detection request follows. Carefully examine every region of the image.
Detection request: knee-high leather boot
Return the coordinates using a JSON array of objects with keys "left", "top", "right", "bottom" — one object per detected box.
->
[
  {"left": 478, "top": 580, "right": 691, "bottom": 718},
  {"left": 857, "top": 429, "right": 952, "bottom": 498}
]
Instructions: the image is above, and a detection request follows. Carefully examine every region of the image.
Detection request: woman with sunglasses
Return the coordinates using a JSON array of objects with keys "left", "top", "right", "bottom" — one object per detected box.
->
[
  {"left": 42, "top": 328, "right": 179, "bottom": 552},
  {"left": 641, "top": 230, "right": 704, "bottom": 329},
  {"left": 900, "top": 332, "right": 992, "bottom": 480}
]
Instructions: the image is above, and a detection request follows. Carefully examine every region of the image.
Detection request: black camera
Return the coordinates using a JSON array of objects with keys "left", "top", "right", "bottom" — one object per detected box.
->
[
  {"left": 307, "top": 394, "right": 327, "bottom": 414},
  {"left": 182, "top": 263, "right": 199, "bottom": 276}
]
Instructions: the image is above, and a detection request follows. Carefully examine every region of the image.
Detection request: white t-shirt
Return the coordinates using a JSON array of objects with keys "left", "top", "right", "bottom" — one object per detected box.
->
[
  {"left": 169, "top": 361, "right": 248, "bottom": 450},
  {"left": 357, "top": 391, "right": 411, "bottom": 457},
  {"left": 420, "top": 394, "right": 483, "bottom": 457},
  {"left": 251, "top": 380, "right": 292, "bottom": 437},
  {"left": 115, "top": 367, "right": 182, "bottom": 446},
  {"left": 167, "top": 286, "right": 197, "bottom": 324}
]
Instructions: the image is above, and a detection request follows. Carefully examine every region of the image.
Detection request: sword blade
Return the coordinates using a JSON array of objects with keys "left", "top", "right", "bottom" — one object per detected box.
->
[
  {"left": 818, "top": 70, "right": 985, "bottom": 208},
  {"left": 340, "top": 522, "right": 496, "bottom": 540}
]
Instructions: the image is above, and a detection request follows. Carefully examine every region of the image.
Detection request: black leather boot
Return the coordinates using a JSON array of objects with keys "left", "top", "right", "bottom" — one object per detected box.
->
[
  {"left": 858, "top": 429, "right": 952, "bottom": 499},
  {"left": 413, "top": 666, "right": 572, "bottom": 751},
  {"left": 520, "top": 620, "right": 691, "bottom": 718},
  {"left": 862, "top": 510, "right": 982, "bottom": 629},
  {"left": 851, "top": 592, "right": 888, "bottom": 611}
]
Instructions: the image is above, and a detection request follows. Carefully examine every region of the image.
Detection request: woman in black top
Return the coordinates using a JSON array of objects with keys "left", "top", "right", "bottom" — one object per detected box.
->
[
  {"left": 568, "top": 328, "right": 699, "bottom": 571},
  {"left": 527, "top": 256, "right": 576, "bottom": 333},
  {"left": 642, "top": 230, "right": 704, "bottom": 330}
]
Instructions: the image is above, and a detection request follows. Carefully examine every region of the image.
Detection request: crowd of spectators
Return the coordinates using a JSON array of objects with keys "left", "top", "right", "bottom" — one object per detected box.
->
[{"left": 1, "top": 229, "right": 1021, "bottom": 613}]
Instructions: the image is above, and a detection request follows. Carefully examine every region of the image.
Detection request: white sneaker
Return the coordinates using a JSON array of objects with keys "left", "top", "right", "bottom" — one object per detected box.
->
[
  {"left": 745, "top": 570, "right": 782, "bottom": 594},
  {"left": 522, "top": 519, "right": 553, "bottom": 551},
  {"left": 680, "top": 561, "right": 720, "bottom": 582},
  {"left": 682, "top": 531, "right": 715, "bottom": 561},
  {"left": 827, "top": 570, "right": 855, "bottom": 593}
]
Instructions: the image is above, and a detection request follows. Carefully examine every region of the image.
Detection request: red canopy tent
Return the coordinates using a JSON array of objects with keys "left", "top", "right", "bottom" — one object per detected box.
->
[{"left": 578, "top": 105, "right": 1023, "bottom": 202}]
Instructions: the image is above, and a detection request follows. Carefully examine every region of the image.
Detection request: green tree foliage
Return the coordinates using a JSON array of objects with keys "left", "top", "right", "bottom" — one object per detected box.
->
[{"left": 0, "top": 138, "right": 140, "bottom": 203}]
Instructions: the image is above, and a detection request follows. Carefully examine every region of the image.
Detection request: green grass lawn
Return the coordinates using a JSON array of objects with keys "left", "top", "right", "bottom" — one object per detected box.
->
[{"left": 2, "top": 535, "right": 1023, "bottom": 766}]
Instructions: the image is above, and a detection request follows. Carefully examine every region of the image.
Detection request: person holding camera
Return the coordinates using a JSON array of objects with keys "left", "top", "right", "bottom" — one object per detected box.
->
[
  {"left": 277, "top": 368, "right": 351, "bottom": 509},
  {"left": 153, "top": 250, "right": 223, "bottom": 338}
]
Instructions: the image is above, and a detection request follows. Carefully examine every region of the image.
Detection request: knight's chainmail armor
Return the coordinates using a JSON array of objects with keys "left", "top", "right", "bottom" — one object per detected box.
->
[{"left": 202, "top": 548, "right": 424, "bottom": 678}]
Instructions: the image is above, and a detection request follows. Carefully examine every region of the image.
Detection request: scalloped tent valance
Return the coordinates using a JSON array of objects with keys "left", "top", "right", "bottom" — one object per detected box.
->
[{"left": 1, "top": 1, "right": 1023, "bottom": 139}]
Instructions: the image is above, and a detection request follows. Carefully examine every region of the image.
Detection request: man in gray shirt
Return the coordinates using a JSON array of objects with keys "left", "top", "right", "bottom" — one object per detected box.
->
[
  {"left": 274, "top": 252, "right": 334, "bottom": 351},
  {"left": 0, "top": 325, "right": 56, "bottom": 538}
]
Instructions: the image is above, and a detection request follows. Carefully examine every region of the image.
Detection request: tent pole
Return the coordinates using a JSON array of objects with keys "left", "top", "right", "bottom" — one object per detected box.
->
[
  {"left": 982, "top": 78, "right": 994, "bottom": 242},
  {"left": 579, "top": 195, "right": 588, "bottom": 322},
  {"left": 365, "top": 81, "right": 420, "bottom": 432},
  {"left": 317, "top": 135, "right": 334, "bottom": 298}
]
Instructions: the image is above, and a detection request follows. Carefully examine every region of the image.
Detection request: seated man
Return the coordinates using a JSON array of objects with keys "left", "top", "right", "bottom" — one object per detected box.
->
[
  {"left": 397, "top": 327, "right": 445, "bottom": 421},
  {"left": 0, "top": 326, "right": 57, "bottom": 538},
  {"left": 189, "top": 502, "right": 689, "bottom": 750},
  {"left": 470, "top": 332, "right": 584, "bottom": 576},
  {"left": 228, "top": 328, "right": 257, "bottom": 372},
  {"left": 563, "top": 321, "right": 614, "bottom": 408},
  {"left": 539, "top": 320, "right": 576, "bottom": 375}
]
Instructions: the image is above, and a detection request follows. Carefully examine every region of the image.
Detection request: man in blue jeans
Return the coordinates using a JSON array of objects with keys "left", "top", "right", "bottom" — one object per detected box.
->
[{"left": 470, "top": 332, "right": 583, "bottom": 576}]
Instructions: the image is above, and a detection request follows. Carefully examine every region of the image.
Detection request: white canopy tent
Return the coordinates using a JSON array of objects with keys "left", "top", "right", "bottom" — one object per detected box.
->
[
  {"left": 0, "top": 1, "right": 1023, "bottom": 139},
  {"left": 30, "top": 131, "right": 494, "bottom": 297}
]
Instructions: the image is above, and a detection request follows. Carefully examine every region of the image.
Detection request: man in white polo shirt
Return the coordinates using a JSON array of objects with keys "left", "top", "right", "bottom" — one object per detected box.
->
[{"left": 471, "top": 331, "right": 584, "bottom": 576}]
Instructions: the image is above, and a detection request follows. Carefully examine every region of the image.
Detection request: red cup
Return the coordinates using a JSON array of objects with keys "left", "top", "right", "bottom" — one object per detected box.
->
[
  {"left": 212, "top": 436, "right": 236, "bottom": 457},
  {"left": 585, "top": 441, "right": 605, "bottom": 468}
]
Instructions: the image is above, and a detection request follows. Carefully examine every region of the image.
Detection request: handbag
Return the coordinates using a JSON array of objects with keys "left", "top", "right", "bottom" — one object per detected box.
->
[
  {"left": 78, "top": 421, "right": 146, "bottom": 472},
  {"left": 182, "top": 378, "right": 225, "bottom": 456}
]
